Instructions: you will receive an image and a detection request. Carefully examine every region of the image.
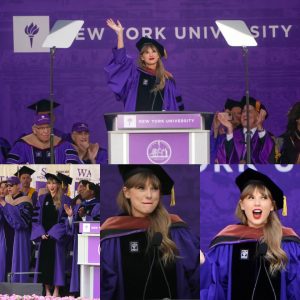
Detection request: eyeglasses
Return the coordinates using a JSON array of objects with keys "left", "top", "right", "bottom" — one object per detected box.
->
[{"left": 35, "top": 126, "right": 51, "bottom": 131}]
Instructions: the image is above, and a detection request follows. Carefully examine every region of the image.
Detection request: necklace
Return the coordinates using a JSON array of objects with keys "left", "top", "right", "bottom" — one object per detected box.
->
[{"left": 295, "top": 130, "right": 300, "bottom": 140}]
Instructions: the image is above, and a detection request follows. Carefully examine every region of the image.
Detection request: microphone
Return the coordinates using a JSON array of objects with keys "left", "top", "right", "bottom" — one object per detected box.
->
[
  {"left": 143, "top": 232, "right": 172, "bottom": 300},
  {"left": 251, "top": 242, "right": 277, "bottom": 300},
  {"left": 258, "top": 242, "right": 268, "bottom": 256},
  {"left": 151, "top": 232, "right": 163, "bottom": 247}
]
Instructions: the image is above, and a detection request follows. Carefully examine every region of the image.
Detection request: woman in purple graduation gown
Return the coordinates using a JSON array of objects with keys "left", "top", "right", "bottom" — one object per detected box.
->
[
  {"left": 200, "top": 168, "right": 300, "bottom": 299},
  {"left": 31, "top": 173, "right": 71, "bottom": 297},
  {"left": 0, "top": 176, "right": 33, "bottom": 283},
  {"left": 105, "top": 19, "right": 184, "bottom": 112},
  {"left": 0, "top": 180, "right": 8, "bottom": 282},
  {"left": 101, "top": 165, "right": 199, "bottom": 300}
]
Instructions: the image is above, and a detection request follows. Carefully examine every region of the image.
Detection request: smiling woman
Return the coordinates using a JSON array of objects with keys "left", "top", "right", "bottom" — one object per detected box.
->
[
  {"left": 104, "top": 18, "right": 184, "bottom": 112},
  {"left": 100, "top": 165, "right": 200, "bottom": 300},
  {"left": 200, "top": 168, "right": 300, "bottom": 300}
]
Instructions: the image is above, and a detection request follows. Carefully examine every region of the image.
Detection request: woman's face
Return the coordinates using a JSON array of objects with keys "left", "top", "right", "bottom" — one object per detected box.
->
[
  {"left": 141, "top": 46, "right": 160, "bottom": 68},
  {"left": 0, "top": 183, "right": 8, "bottom": 198},
  {"left": 123, "top": 178, "right": 160, "bottom": 218},
  {"left": 240, "top": 187, "right": 274, "bottom": 228},
  {"left": 7, "top": 184, "right": 19, "bottom": 196},
  {"left": 47, "top": 180, "right": 59, "bottom": 196}
]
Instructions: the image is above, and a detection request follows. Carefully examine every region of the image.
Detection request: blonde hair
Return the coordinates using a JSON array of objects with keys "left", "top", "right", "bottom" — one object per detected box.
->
[
  {"left": 117, "top": 171, "right": 178, "bottom": 265},
  {"left": 235, "top": 183, "right": 288, "bottom": 275},
  {"left": 47, "top": 179, "right": 63, "bottom": 210},
  {"left": 137, "top": 44, "right": 172, "bottom": 92}
]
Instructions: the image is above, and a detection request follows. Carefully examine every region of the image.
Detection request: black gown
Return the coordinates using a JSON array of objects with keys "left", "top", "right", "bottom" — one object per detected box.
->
[
  {"left": 120, "top": 231, "right": 177, "bottom": 300},
  {"left": 38, "top": 194, "right": 58, "bottom": 284}
]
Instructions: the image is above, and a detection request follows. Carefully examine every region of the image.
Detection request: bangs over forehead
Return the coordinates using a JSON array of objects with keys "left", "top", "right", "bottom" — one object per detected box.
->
[
  {"left": 140, "top": 44, "right": 159, "bottom": 55},
  {"left": 240, "top": 183, "right": 272, "bottom": 199},
  {"left": 47, "top": 178, "right": 60, "bottom": 184},
  {"left": 124, "top": 172, "right": 161, "bottom": 189}
]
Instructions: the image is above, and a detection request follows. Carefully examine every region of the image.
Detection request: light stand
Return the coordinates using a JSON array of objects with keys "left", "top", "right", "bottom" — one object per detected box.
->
[
  {"left": 215, "top": 20, "right": 257, "bottom": 164},
  {"left": 42, "top": 20, "right": 84, "bottom": 163}
]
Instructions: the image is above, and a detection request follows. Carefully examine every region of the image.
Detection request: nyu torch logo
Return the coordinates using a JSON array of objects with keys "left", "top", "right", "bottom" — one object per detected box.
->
[
  {"left": 24, "top": 23, "right": 40, "bottom": 48},
  {"left": 13, "top": 16, "right": 49, "bottom": 53}
]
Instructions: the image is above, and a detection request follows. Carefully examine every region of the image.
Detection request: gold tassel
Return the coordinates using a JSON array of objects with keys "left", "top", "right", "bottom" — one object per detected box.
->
[
  {"left": 170, "top": 187, "right": 175, "bottom": 206},
  {"left": 282, "top": 196, "right": 287, "bottom": 216}
]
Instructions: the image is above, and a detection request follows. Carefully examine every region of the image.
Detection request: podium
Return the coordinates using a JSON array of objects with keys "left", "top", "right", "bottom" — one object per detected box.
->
[
  {"left": 77, "top": 222, "right": 100, "bottom": 299},
  {"left": 104, "top": 112, "right": 213, "bottom": 164}
]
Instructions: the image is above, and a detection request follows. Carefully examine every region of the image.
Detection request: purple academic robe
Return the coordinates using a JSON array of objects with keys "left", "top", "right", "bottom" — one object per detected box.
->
[
  {"left": 31, "top": 193, "right": 71, "bottom": 286},
  {"left": 95, "top": 148, "right": 108, "bottom": 165},
  {"left": 216, "top": 128, "right": 275, "bottom": 164},
  {"left": 104, "top": 47, "right": 183, "bottom": 112},
  {"left": 0, "top": 206, "right": 6, "bottom": 282},
  {"left": 6, "top": 139, "right": 81, "bottom": 164},
  {"left": 200, "top": 239, "right": 300, "bottom": 299},
  {"left": 82, "top": 148, "right": 108, "bottom": 164},
  {"left": 68, "top": 198, "right": 99, "bottom": 293},
  {"left": 2, "top": 199, "right": 33, "bottom": 283},
  {"left": 101, "top": 221, "right": 200, "bottom": 300},
  {"left": 0, "top": 151, "right": 4, "bottom": 164}
]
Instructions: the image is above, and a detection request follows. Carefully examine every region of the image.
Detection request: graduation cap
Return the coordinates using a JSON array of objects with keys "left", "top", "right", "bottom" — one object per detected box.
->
[
  {"left": 7, "top": 176, "right": 20, "bottom": 186},
  {"left": 224, "top": 98, "right": 241, "bottom": 110},
  {"left": 118, "top": 165, "right": 175, "bottom": 205},
  {"left": 235, "top": 168, "right": 287, "bottom": 216},
  {"left": 45, "top": 173, "right": 62, "bottom": 184},
  {"left": 72, "top": 122, "right": 90, "bottom": 133},
  {"left": 33, "top": 114, "right": 51, "bottom": 126},
  {"left": 136, "top": 37, "right": 166, "bottom": 58},
  {"left": 27, "top": 99, "right": 60, "bottom": 114},
  {"left": 56, "top": 172, "right": 73, "bottom": 187},
  {"left": 14, "top": 166, "right": 35, "bottom": 177}
]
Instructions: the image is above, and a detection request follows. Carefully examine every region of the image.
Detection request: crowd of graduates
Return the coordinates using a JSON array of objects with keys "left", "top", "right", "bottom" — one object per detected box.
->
[{"left": 0, "top": 166, "right": 100, "bottom": 297}]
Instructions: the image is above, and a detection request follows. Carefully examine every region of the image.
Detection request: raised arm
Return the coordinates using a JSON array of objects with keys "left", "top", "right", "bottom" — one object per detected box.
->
[{"left": 106, "top": 18, "right": 124, "bottom": 49}]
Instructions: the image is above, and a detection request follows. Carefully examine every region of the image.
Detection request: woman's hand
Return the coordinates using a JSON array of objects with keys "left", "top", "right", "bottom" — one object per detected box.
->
[
  {"left": 256, "top": 109, "right": 267, "bottom": 130},
  {"left": 217, "top": 112, "right": 233, "bottom": 134},
  {"left": 200, "top": 249, "right": 205, "bottom": 265},
  {"left": 106, "top": 18, "right": 124, "bottom": 49},
  {"left": 41, "top": 234, "right": 49, "bottom": 240},
  {"left": 64, "top": 204, "right": 73, "bottom": 217},
  {"left": 106, "top": 18, "right": 124, "bottom": 34}
]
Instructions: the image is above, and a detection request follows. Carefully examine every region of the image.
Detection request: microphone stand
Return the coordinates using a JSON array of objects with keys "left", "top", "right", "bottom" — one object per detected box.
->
[
  {"left": 243, "top": 46, "right": 251, "bottom": 164},
  {"left": 157, "top": 250, "right": 172, "bottom": 299},
  {"left": 49, "top": 46, "right": 56, "bottom": 164},
  {"left": 143, "top": 246, "right": 157, "bottom": 300}
]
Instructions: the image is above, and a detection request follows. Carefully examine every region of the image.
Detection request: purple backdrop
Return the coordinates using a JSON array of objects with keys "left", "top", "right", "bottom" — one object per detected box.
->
[
  {"left": 200, "top": 164, "right": 300, "bottom": 252},
  {"left": 100, "top": 165, "right": 200, "bottom": 238},
  {"left": 1, "top": 0, "right": 300, "bottom": 147}
]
